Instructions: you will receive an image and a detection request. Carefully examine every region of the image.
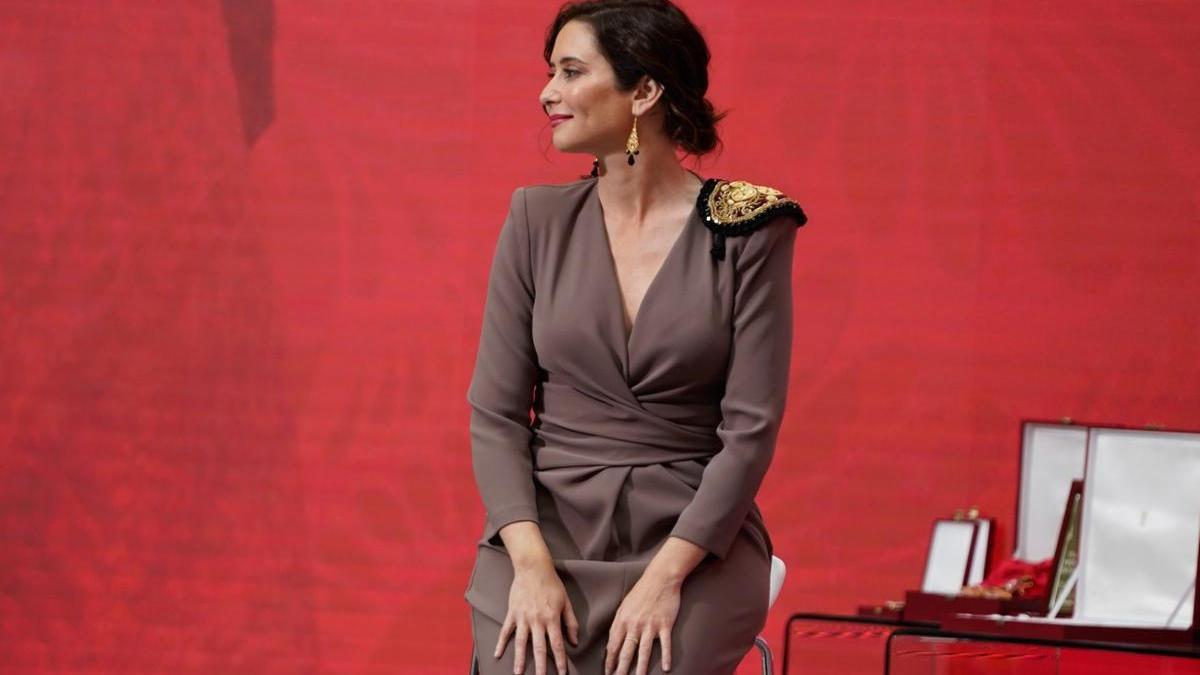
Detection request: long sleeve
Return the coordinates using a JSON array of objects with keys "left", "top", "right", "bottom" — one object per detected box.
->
[
  {"left": 668, "top": 213, "right": 799, "bottom": 561},
  {"left": 467, "top": 187, "right": 540, "bottom": 547}
]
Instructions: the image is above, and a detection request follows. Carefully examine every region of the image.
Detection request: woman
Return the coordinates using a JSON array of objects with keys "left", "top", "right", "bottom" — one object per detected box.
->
[{"left": 464, "top": 2, "right": 807, "bottom": 674}]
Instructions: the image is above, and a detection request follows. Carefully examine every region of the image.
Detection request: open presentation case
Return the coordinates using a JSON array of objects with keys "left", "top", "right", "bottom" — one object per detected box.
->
[
  {"left": 1013, "top": 421, "right": 1089, "bottom": 563},
  {"left": 902, "top": 420, "right": 1088, "bottom": 622},
  {"left": 947, "top": 423, "right": 1200, "bottom": 645}
]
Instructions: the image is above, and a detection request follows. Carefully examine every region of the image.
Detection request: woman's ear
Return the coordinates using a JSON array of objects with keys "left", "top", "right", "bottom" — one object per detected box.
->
[{"left": 631, "top": 75, "right": 666, "bottom": 116}]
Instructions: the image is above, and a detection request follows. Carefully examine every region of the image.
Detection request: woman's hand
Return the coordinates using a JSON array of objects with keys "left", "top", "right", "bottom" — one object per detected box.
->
[
  {"left": 604, "top": 572, "right": 682, "bottom": 675},
  {"left": 495, "top": 562, "right": 580, "bottom": 675}
]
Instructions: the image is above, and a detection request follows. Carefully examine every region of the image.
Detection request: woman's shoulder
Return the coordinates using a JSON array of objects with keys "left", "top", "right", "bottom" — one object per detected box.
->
[
  {"left": 512, "top": 176, "right": 596, "bottom": 211},
  {"left": 697, "top": 177, "right": 808, "bottom": 261},
  {"left": 699, "top": 177, "right": 807, "bottom": 234},
  {"left": 500, "top": 177, "right": 596, "bottom": 244}
]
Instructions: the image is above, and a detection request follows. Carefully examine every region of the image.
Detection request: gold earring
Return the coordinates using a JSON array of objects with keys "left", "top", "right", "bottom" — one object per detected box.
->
[{"left": 625, "top": 117, "right": 640, "bottom": 166}]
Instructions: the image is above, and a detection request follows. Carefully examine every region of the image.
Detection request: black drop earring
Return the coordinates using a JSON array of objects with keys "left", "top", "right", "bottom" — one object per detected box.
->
[{"left": 590, "top": 157, "right": 599, "bottom": 177}]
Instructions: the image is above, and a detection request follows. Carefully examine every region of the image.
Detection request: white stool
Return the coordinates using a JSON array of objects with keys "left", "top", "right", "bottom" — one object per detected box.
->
[
  {"left": 469, "top": 555, "right": 787, "bottom": 674},
  {"left": 754, "top": 554, "right": 787, "bottom": 675}
]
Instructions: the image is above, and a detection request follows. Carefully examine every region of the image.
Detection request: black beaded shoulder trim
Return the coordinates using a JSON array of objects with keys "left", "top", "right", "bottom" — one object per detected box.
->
[{"left": 697, "top": 178, "right": 808, "bottom": 261}]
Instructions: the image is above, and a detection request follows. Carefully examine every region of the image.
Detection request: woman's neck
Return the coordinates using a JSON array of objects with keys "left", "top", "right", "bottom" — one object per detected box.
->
[{"left": 594, "top": 148, "right": 704, "bottom": 226}]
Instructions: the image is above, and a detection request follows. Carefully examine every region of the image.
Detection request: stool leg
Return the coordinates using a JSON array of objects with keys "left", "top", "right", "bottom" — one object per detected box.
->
[{"left": 754, "top": 635, "right": 773, "bottom": 675}]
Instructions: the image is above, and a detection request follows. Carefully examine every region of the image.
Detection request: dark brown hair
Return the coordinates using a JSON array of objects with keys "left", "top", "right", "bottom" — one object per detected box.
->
[{"left": 543, "top": 0, "right": 727, "bottom": 160}]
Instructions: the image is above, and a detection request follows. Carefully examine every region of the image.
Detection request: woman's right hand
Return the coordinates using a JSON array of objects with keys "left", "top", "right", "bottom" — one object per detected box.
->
[{"left": 494, "top": 562, "right": 580, "bottom": 675}]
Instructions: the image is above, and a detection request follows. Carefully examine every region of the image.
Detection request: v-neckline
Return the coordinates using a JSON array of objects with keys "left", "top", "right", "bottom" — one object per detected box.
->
[{"left": 590, "top": 173, "right": 707, "bottom": 358}]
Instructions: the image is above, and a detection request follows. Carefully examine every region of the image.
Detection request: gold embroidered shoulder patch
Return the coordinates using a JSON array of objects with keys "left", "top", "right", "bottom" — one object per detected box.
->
[{"left": 696, "top": 178, "right": 807, "bottom": 260}]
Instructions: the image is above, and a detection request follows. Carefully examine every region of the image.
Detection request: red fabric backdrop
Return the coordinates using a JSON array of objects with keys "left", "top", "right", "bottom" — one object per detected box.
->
[{"left": 1, "top": 1, "right": 1198, "bottom": 672}]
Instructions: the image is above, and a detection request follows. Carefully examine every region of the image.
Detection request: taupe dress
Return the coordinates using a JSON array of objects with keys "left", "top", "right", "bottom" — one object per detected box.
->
[{"left": 464, "top": 173, "right": 807, "bottom": 675}]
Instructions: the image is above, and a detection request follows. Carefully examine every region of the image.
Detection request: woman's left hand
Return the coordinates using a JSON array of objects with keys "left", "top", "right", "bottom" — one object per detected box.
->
[{"left": 604, "top": 572, "right": 681, "bottom": 675}]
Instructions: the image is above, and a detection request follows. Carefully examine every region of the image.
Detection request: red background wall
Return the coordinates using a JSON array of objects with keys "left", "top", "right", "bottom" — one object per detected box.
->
[{"left": 1, "top": 1, "right": 1198, "bottom": 672}]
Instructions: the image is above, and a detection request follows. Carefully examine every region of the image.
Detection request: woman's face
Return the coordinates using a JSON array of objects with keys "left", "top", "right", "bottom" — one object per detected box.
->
[{"left": 539, "top": 20, "right": 634, "bottom": 155}]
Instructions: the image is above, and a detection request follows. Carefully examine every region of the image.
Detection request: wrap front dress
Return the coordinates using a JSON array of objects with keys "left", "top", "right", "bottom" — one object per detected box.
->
[{"left": 464, "top": 174, "right": 806, "bottom": 675}]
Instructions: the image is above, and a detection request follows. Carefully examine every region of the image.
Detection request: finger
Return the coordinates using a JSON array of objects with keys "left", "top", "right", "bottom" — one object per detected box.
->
[
  {"left": 546, "top": 620, "right": 568, "bottom": 675},
  {"left": 495, "top": 614, "right": 514, "bottom": 659},
  {"left": 563, "top": 595, "right": 580, "bottom": 646},
  {"left": 531, "top": 626, "right": 547, "bottom": 675},
  {"left": 659, "top": 627, "right": 673, "bottom": 672},
  {"left": 514, "top": 620, "right": 529, "bottom": 674},
  {"left": 604, "top": 627, "right": 624, "bottom": 675},
  {"left": 615, "top": 635, "right": 637, "bottom": 675},
  {"left": 635, "top": 629, "right": 654, "bottom": 675}
]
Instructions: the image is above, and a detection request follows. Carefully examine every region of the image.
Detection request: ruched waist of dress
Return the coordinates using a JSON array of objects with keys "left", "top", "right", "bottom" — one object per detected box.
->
[
  {"left": 531, "top": 380, "right": 724, "bottom": 471},
  {"left": 532, "top": 440, "right": 717, "bottom": 471}
]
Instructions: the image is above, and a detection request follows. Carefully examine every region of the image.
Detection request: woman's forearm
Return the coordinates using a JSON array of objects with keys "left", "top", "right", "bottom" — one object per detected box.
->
[
  {"left": 644, "top": 536, "right": 707, "bottom": 586},
  {"left": 498, "top": 521, "right": 556, "bottom": 572}
]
